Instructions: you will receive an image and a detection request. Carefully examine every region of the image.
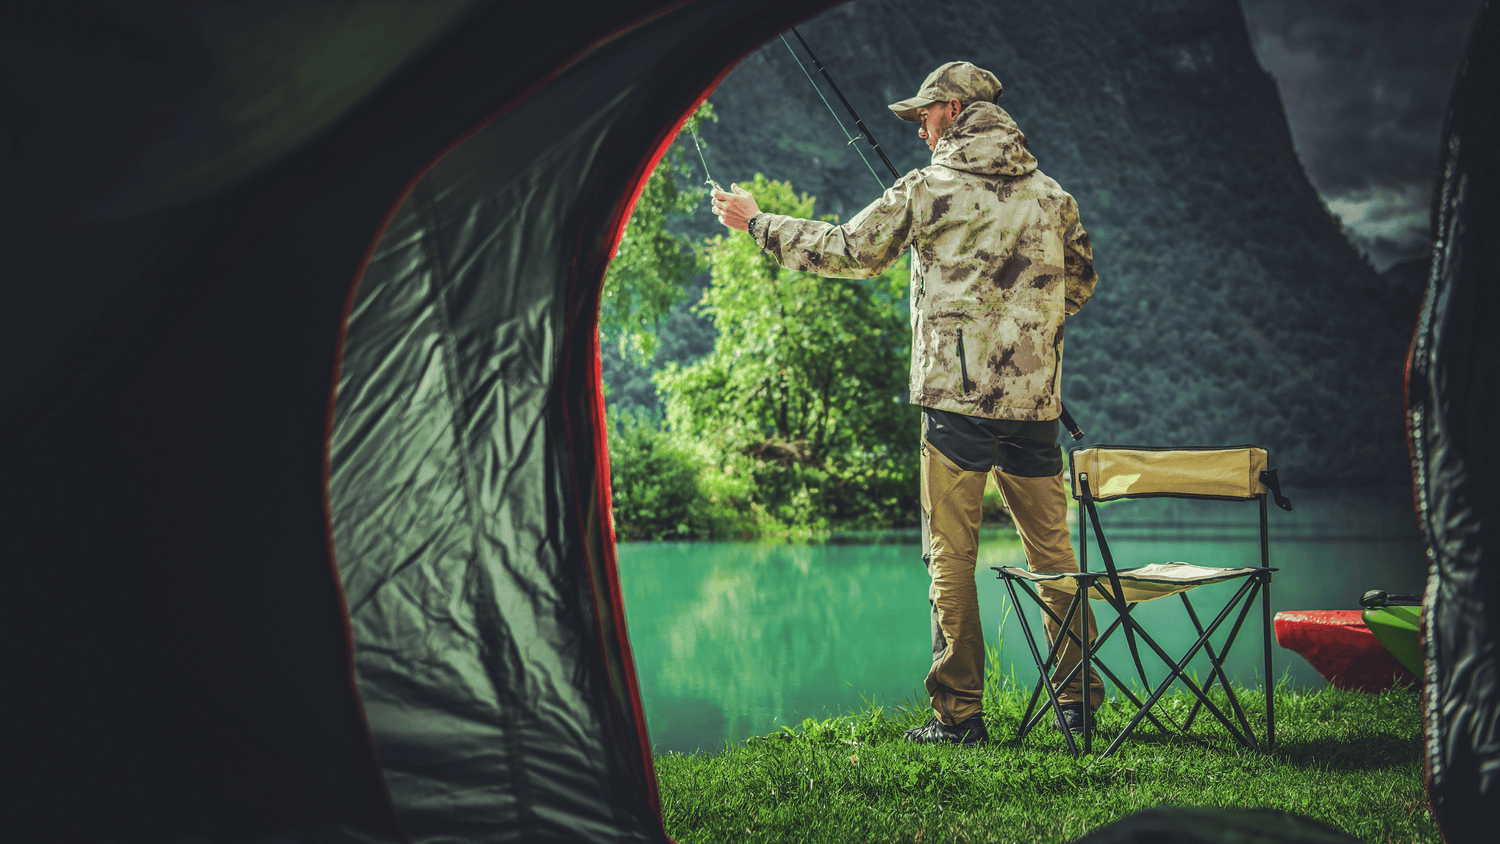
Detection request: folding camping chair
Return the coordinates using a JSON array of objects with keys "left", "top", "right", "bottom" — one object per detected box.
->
[{"left": 993, "top": 445, "right": 1293, "bottom": 758}]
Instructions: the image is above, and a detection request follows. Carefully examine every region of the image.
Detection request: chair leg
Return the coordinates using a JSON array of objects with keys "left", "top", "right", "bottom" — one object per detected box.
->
[
  {"left": 1008, "top": 577, "right": 1160, "bottom": 746},
  {"left": 1080, "top": 589, "right": 1092, "bottom": 755},
  {"left": 1261, "top": 572, "right": 1274, "bottom": 751},
  {"left": 1021, "top": 588, "right": 1176, "bottom": 737},
  {"left": 1179, "top": 589, "right": 1261, "bottom": 742},
  {"left": 1208, "top": 582, "right": 1270, "bottom": 746},
  {"left": 1081, "top": 608, "right": 1177, "bottom": 734},
  {"left": 1101, "top": 661, "right": 1254, "bottom": 757},
  {"left": 1003, "top": 576, "right": 1080, "bottom": 739},
  {"left": 1144, "top": 597, "right": 1258, "bottom": 750},
  {"left": 1001, "top": 576, "right": 1082, "bottom": 757},
  {"left": 1040, "top": 609, "right": 1187, "bottom": 739},
  {"left": 1180, "top": 593, "right": 1208, "bottom": 731},
  {"left": 1095, "top": 578, "right": 1263, "bottom": 756},
  {"left": 1006, "top": 575, "right": 1226, "bottom": 754}
]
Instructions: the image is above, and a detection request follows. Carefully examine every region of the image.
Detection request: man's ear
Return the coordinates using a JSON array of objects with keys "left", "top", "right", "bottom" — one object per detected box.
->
[{"left": 949, "top": 98, "right": 963, "bottom": 117}]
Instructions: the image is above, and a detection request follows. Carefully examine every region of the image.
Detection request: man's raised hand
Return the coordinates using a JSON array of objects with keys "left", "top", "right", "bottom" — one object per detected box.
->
[{"left": 710, "top": 183, "right": 761, "bottom": 232}]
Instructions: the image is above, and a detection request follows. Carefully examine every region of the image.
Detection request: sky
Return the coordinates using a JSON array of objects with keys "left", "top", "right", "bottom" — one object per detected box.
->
[{"left": 1238, "top": 0, "right": 1486, "bottom": 272}]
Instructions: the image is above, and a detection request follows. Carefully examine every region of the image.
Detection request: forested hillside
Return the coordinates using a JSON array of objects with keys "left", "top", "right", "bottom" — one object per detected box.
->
[{"left": 606, "top": 0, "right": 1423, "bottom": 488}]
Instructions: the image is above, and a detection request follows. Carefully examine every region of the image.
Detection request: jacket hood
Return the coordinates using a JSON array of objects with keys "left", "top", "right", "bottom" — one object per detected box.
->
[{"left": 931, "top": 101, "right": 1037, "bottom": 177}]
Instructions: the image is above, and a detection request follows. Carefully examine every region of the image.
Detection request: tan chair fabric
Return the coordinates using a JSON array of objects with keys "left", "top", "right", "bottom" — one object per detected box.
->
[
  {"left": 1070, "top": 447, "right": 1270, "bottom": 502},
  {"left": 995, "top": 562, "right": 1261, "bottom": 603}
]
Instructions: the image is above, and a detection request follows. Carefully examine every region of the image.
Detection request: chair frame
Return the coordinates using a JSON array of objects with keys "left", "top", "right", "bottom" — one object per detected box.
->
[{"left": 994, "top": 445, "right": 1282, "bottom": 758}]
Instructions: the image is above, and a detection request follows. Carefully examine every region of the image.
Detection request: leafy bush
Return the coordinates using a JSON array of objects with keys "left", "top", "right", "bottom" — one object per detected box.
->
[
  {"left": 608, "top": 410, "right": 705, "bottom": 540},
  {"left": 608, "top": 410, "right": 768, "bottom": 539}
]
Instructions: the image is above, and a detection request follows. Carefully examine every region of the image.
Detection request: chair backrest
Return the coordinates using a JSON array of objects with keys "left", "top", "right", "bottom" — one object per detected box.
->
[{"left": 1070, "top": 446, "right": 1271, "bottom": 503}]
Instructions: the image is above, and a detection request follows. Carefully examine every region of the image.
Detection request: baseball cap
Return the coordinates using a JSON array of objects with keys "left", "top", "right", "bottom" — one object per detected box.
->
[{"left": 888, "top": 61, "right": 1003, "bottom": 122}]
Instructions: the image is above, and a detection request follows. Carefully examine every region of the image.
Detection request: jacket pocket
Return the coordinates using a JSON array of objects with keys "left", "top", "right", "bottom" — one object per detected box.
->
[{"left": 956, "top": 328, "right": 973, "bottom": 393}]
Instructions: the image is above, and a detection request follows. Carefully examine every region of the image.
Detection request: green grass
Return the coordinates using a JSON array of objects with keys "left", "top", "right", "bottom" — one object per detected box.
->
[{"left": 653, "top": 667, "right": 1433, "bottom": 843}]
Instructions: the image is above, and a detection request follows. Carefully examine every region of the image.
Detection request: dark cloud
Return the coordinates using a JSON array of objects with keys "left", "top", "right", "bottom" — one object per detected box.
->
[{"left": 1239, "top": 0, "right": 1484, "bottom": 268}]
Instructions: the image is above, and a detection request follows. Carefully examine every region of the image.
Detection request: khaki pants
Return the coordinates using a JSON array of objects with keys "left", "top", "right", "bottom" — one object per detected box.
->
[{"left": 922, "top": 435, "right": 1104, "bottom": 726}]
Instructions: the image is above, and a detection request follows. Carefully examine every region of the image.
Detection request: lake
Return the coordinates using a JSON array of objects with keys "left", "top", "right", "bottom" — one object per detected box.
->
[{"left": 615, "top": 487, "right": 1426, "bottom": 753}]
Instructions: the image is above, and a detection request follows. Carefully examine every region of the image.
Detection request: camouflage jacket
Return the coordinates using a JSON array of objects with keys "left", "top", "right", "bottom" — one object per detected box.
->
[{"left": 751, "top": 101, "right": 1098, "bottom": 421}]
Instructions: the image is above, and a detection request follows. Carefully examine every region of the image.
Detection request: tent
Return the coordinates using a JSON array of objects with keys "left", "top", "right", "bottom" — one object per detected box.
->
[
  {"left": 2, "top": 1, "right": 1493, "bottom": 842},
  {"left": 1406, "top": 1, "right": 1500, "bottom": 840}
]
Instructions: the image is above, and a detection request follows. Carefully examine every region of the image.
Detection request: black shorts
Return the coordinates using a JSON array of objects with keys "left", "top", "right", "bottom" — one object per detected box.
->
[{"left": 921, "top": 407, "right": 1063, "bottom": 478}]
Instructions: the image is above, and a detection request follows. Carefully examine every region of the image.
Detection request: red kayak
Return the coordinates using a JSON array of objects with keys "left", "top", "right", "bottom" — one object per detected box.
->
[{"left": 1274, "top": 610, "right": 1417, "bottom": 693}]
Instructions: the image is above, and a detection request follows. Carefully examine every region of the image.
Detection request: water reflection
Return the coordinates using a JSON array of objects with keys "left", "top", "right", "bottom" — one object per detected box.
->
[{"left": 617, "top": 487, "right": 1424, "bottom": 753}]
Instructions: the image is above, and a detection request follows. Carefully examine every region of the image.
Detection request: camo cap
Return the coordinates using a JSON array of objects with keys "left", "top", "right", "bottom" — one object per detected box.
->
[{"left": 888, "top": 61, "right": 1003, "bottom": 122}]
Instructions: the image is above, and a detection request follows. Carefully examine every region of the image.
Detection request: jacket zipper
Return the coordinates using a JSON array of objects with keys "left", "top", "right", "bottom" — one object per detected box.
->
[
  {"left": 1050, "top": 327, "right": 1064, "bottom": 394},
  {"left": 956, "top": 328, "right": 972, "bottom": 393}
]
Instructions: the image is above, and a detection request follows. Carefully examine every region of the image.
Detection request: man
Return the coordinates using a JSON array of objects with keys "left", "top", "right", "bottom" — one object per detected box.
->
[{"left": 711, "top": 61, "right": 1104, "bottom": 747}]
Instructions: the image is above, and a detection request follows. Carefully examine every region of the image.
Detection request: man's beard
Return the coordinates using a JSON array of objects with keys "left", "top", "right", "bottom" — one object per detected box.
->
[
  {"left": 937, "top": 114, "right": 953, "bottom": 138},
  {"left": 931, "top": 113, "right": 954, "bottom": 151}
]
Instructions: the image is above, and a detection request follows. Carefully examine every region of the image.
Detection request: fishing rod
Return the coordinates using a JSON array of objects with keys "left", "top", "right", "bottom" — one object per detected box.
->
[{"left": 786, "top": 27, "right": 901, "bottom": 184}]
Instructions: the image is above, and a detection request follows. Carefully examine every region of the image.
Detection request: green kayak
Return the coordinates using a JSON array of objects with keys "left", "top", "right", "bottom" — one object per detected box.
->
[{"left": 1361, "top": 591, "right": 1422, "bottom": 678}]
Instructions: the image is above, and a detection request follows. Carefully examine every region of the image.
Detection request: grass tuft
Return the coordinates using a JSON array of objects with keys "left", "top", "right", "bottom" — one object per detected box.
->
[{"left": 654, "top": 671, "right": 1433, "bottom": 843}]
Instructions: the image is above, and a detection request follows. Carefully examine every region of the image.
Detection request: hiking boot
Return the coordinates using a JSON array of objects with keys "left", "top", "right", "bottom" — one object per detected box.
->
[
  {"left": 903, "top": 714, "right": 988, "bottom": 747},
  {"left": 1053, "top": 703, "right": 1090, "bottom": 736}
]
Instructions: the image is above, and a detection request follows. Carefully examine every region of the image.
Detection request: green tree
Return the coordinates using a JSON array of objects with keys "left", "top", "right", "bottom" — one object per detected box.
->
[
  {"left": 655, "top": 174, "right": 920, "bottom": 527},
  {"left": 600, "top": 102, "right": 715, "bottom": 361}
]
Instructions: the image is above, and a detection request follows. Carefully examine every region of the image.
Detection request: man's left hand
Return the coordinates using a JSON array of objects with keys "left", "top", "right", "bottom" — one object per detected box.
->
[{"left": 711, "top": 184, "right": 760, "bottom": 232}]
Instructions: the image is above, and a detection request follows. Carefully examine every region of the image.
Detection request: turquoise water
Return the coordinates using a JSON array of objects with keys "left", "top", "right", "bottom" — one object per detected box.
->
[{"left": 616, "top": 488, "right": 1425, "bottom": 753}]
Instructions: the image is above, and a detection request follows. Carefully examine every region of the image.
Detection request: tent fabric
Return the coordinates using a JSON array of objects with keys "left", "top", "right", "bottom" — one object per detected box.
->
[
  {"left": 1070, "top": 807, "right": 1362, "bottom": 844},
  {"left": 3, "top": 1, "right": 841, "bottom": 842},
  {"left": 1069, "top": 446, "right": 1271, "bottom": 502},
  {"left": 323, "top": 5, "right": 800, "bottom": 836},
  {"left": 326, "top": 70, "right": 660, "bottom": 844},
  {"left": 1407, "top": 2, "right": 1500, "bottom": 841}
]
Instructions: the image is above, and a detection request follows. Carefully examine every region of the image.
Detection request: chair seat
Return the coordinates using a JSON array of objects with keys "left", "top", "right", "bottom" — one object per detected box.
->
[{"left": 995, "top": 562, "right": 1264, "bottom": 602}]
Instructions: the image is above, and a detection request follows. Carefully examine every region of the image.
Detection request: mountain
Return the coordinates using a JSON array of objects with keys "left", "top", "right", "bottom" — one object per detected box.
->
[{"left": 613, "top": 0, "right": 1421, "bottom": 486}]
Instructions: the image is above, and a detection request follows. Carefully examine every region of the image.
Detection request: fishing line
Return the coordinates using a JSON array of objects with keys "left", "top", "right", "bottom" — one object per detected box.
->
[
  {"left": 689, "top": 125, "right": 725, "bottom": 195},
  {"left": 779, "top": 33, "right": 889, "bottom": 192}
]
